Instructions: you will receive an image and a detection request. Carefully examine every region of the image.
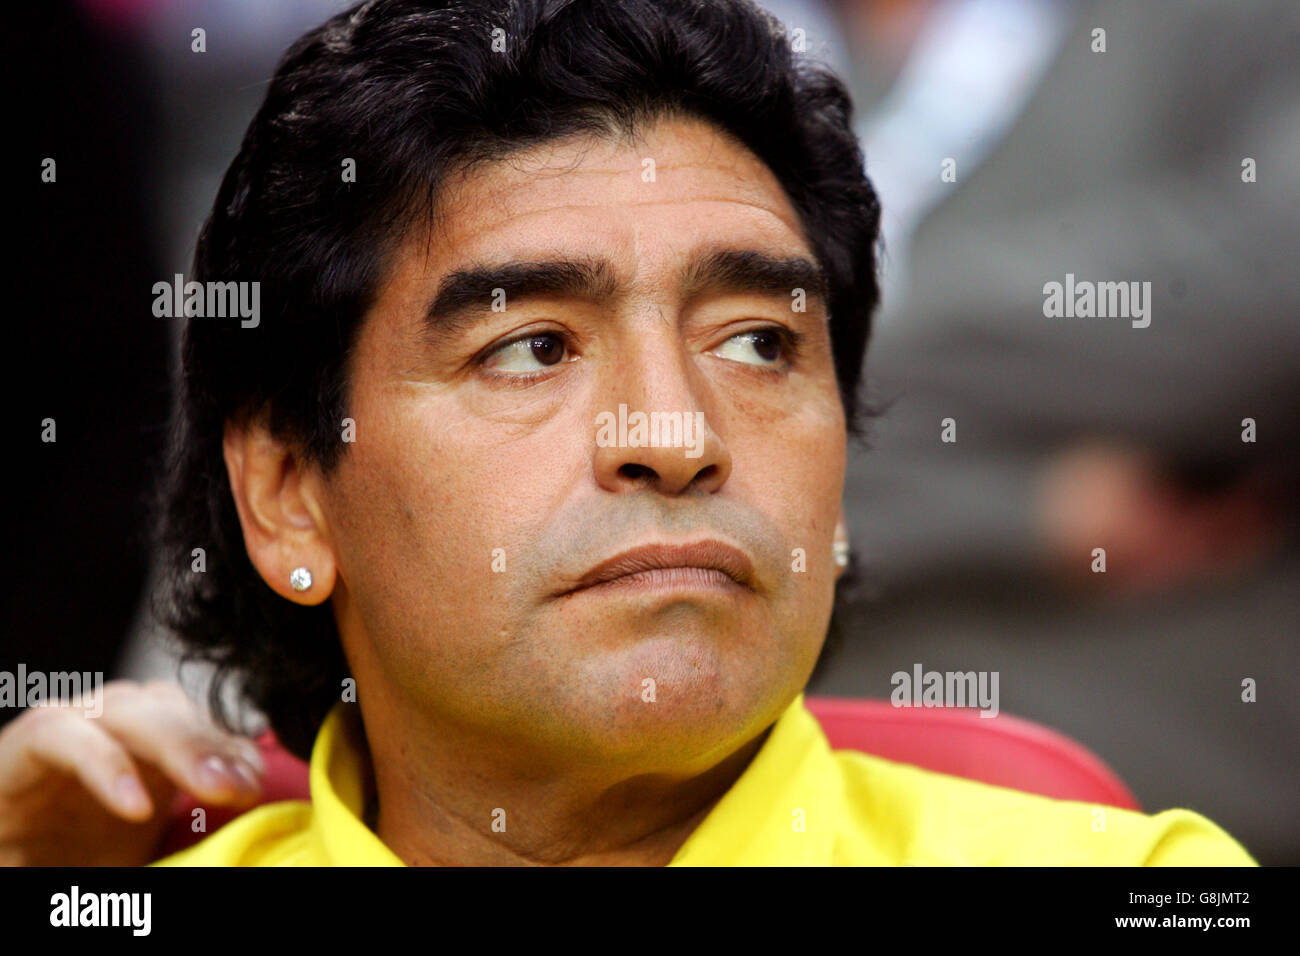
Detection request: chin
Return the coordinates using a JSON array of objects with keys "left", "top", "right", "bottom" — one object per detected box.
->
[{"left": 559, "top": 634, "right": 796, "bottom": 762}]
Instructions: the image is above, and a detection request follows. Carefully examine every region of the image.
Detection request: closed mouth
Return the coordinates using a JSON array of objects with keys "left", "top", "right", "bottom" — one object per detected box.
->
[{"left": 559, "top": 540, "right": 756, "bottom": 596}]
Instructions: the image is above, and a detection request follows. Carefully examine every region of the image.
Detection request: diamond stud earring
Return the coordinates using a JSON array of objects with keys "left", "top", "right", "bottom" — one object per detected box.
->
[
  {"left": 832, "top": 542, "right": 850, "bottom": 569},
  {"left": 289, "top": 566, "right": 313, "bottom": 592}
]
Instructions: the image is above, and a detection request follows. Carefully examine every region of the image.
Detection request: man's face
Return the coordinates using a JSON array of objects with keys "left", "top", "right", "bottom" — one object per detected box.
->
[{"left": 318, "top": 115, "right": 846, "bottom": 772}]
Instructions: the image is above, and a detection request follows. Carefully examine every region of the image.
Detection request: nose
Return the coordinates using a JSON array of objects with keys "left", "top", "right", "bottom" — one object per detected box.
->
[{"left": 592, "top": 324, "right": 731, "bottom": 496}]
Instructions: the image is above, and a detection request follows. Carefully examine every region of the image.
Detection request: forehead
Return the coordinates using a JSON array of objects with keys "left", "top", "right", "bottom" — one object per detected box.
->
[{"left": 394, "top": 115, "right": 813, "bottom": 291}]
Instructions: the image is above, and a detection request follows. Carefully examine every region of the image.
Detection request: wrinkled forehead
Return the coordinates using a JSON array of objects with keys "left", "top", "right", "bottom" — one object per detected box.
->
[{"left": 375, "top": 115, "right": 817, "bottom": 319}]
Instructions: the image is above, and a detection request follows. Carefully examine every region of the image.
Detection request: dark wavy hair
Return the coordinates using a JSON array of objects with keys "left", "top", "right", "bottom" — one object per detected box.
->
[{"left": 156, "top": 0, "right": 882, "bottom": 761}]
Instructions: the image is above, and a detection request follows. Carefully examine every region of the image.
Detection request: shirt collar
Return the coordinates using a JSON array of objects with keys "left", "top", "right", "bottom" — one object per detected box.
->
[
  {"left": 307, "top": 702, "right": 404, "bottom": 865},
  {"left": 667, "top": 692, "right": 839, "bottom": 866},
  {"left": 306, "top": 692, "right": 838, "bottom": 866}
]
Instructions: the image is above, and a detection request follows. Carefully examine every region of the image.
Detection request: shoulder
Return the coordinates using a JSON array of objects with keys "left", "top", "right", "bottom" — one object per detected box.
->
[
  {"left": 150, "top": 800, "right": 318, "bottom": 867},
  {"left": 827, "top": 749, "right": 1256, "bottom": 866}
]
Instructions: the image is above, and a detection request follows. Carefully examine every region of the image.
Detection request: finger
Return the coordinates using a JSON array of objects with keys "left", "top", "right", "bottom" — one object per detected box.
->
[
  {"left": 93, "top": 683, "right": 264, "bottom": 805},
  {"left": 19, "top": 710, "right": 157, "bottom": 821}
]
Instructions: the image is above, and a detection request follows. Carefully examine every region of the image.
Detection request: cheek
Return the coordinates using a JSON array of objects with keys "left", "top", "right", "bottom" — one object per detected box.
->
[
  {"left": 758, "top": 402, "right": 844, "bottom": 599},
  {"left": 729, "top": 384, "right": 845, "bottom": 535},
  {"left": 325, "top": 391, "right": 581, "bottom": 625}
]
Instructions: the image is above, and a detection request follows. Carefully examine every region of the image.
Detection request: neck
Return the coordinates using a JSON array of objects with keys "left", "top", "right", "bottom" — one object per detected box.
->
[{"left": 364, "top": 712, "right": 770, "bottom": 867}]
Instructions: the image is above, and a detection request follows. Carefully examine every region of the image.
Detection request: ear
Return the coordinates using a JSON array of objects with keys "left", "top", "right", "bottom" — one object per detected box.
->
[
  {"left": 222, "top": 417, "right": 337, "bottom": 606},
  {"left": 833, "top": 507, "right": 850, "bottom": 581}
]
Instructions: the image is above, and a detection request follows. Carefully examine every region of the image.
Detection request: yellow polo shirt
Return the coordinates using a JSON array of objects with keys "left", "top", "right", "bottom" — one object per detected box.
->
[{"left": 151, "top": 694, "right": 1256, "bottom": 866}]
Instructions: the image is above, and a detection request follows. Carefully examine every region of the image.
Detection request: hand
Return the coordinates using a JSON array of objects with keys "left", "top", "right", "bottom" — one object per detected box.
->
[{"left": 0, "top": 679, "right": 264, "bottom": 866}]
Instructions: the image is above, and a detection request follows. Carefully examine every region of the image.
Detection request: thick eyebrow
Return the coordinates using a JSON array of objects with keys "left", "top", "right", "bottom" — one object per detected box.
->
[
  {"left": 421, "top": 248, "right": 828, "bottom": 341},
  {"left": 680, "top": 248, "right": 830, "bottom": 308},
  {"left": 423, "top": 257, "right": 618, "bottom": 342}
]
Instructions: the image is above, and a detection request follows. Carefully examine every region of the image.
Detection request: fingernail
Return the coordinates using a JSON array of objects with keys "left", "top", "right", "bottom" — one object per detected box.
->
[
  {"left": 237, "top": 745, "right": 265, "bottom": 775},
  {"left": 115, "top": 773, "right": 150, "bottom": 813},
  {"left": 194, "top": 755, "right": 236, "bottom": 792},
  {"left": 228, "top": 759, "right": 262, "bottom": 793}
]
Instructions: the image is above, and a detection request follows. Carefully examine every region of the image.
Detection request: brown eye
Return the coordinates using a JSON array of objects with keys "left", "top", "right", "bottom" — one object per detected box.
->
[
  {"left": 483, "top": 331, "right": 569, "bottom": 373},
  {"left": 714, "top": 328, "right": 788, "bottom": 366},
  {"left": 527, "top": 334, "right": 565, "bottom": 365},
  {"left": 749, "top": 330, "right": 783, "bottom": 362}
]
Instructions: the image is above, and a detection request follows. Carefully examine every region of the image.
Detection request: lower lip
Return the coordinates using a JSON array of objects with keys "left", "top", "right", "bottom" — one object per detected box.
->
[{"left": 574, "top": 566, "right": 745, "bottom": 596}]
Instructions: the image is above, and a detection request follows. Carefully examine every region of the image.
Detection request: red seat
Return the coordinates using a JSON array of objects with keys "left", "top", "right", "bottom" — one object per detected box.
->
[
  {"left": 159, "top": 694, "right": 1139, "bottom": 856},
  {"left": 803, "top": 696, "right": 1139, "bottom": 809}
]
